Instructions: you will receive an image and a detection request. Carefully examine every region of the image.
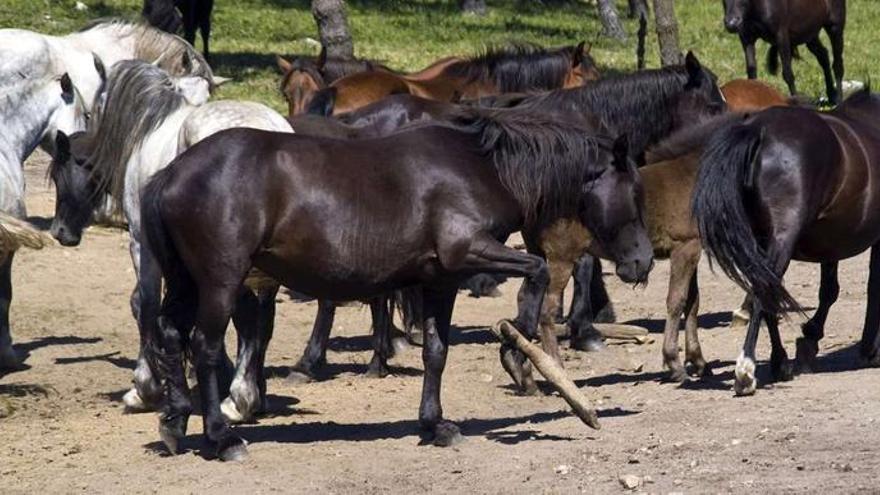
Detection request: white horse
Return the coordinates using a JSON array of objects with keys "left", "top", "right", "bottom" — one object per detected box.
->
[
  {"left": 0, "top": 71, "right": 91, "bottom": 368},
  {"left": 58, "top": 59, "right": 291, "bottom": 415}
]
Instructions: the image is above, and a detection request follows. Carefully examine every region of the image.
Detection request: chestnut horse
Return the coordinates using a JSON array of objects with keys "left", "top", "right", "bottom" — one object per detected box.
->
[
  {"left": 139, "top": 108, "right": 652, "bottom": 460},
  {"left": 301, "top": 42, "right": 599, "bottom": 116},
  {"left": 693, "top": 88, "right": 880, "bottom": 396},
  {"left": 722, "top": 0, "right": 846, "bottom": 103}
]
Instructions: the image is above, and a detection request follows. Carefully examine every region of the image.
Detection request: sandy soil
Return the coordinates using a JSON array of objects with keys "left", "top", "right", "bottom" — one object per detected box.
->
[{"left": 2, "top": 151, "right": 880, "bottom": 494}]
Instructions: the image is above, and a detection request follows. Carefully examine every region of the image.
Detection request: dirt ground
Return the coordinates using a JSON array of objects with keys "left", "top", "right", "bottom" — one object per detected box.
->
[{"left": 3, "top": 151, "right": 880, "bottom": 494}]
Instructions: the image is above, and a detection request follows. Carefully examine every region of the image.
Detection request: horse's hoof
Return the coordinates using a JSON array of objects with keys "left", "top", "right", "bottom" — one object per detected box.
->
[
  {"left": 794, "top": 338, "right": 818, "bottom": 375},
  {"left": 220, "top": 397, "right": 247, "bottom": 424},
  {"left": 123, "top": 388, "right": 157, "bottom": 413},
  {"left": 0, "top": 346, "right": 22, "bottom": 370},
  {"left": 730, "top": 308, "right": 750, "bottom": 328},
  {"left": 432, "top": 421, "right": 465, "bottom": 447},
  {"left": 217, "top": 436, "right": 249, "bottom": 462},
  {"left": 571, "top": 337, "right": 606, "bottom": 353},
  {"left": 158, "top": 414, "right": 188, "bottom": 455},
  {"left": 772, "top": 360, "right": 794, "bottom": 382},
  {"left": 365, "top": 363, "right": 390, "bottom": 379},
  {"left": 285, "top": 369, "right": 315, "bottom": 385},
  {"left": 689, "top": 360, "right": 713, "bottom": 378},
  {"left": 734, "top": 352, "right": 757, "bottom": 396},
  {"left": 666, "top": 366, "right": 687, "bottom": 383},
  {"left": 519, "top": 379, "right": 539, "bottom": 397}
]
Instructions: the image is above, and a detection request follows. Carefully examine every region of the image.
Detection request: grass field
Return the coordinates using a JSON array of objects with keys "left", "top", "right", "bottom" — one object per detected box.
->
[{"left": 1, "top": 0, "right": 879, "bottom": 113}]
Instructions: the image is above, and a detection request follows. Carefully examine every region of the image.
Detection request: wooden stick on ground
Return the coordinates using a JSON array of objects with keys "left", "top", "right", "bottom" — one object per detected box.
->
[
  {"left": 491, "top": 319, "right": 600, "bottom": 430},
  {"left": 554, "top": 323, "right": 652, "bottom": 344}
]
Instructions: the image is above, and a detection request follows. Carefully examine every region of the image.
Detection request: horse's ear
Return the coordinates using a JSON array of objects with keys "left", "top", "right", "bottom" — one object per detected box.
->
[
  {"left": 317, "top": 46, "right": 327, "bottom": 69},
  {"left": 612, "top": 134, "right": 630, "bottom": 170},
  {"left": 92, "top": 54, "right": 107, "bottom": 84},
  {"left": 181, "top": 50, "right": 193, "bottom": 73},
  {"left": 276, "top": 55, "right": 293, "bottom": 74},
  {"left": 60, "top": 73, "right": 74, "bottom": 102},
  {"left": 685, "top": 51, "right": 703, "bottom": 82},
  {"left": 55, "top": 131, "right": 71, "bottom": 162},
  {"left": 306, "top": 87, "right": 337, "bottom": 116},
  {"left": 572, "top": 41, "right": 586, "bottom": 67}
]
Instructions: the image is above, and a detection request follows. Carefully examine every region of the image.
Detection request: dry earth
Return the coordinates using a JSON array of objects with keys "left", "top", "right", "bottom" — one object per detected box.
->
[{"left": 2, "top": 151, "right": 880, "bottom": 494}]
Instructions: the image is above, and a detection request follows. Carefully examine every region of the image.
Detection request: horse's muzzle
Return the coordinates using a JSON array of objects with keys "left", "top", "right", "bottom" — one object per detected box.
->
[
  {"left": 51, "top": 222, "right": 81, "bottom": 247},
  {"left": 615, "top": 257, "right": 652, "bottom": 285}
]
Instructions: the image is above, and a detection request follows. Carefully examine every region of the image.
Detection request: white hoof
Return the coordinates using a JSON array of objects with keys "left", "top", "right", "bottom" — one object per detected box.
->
[
  {"left": 221, "top": 396, "right": 246, "bottom": 424},
  {"left": 734, "top": 352, "right": 757, "bottom": 396},
  {"left": 123, "top": 388, "right": 154, "bottom": 413},
  {"left": 731, "top": 308, "right": 750, "bottom": 328}
]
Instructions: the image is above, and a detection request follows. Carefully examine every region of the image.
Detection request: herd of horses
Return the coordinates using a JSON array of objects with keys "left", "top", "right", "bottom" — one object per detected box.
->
[{"left": 3, "top": 0, "right": 875, "bottom": 463}]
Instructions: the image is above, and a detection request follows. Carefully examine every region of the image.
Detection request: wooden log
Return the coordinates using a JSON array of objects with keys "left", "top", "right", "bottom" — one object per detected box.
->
[
  {"left": 553, "top": 323, "right": 651, "bottom": 343},
  {"left": 492, "top": 320, "right": 600, "bottom": 430}
]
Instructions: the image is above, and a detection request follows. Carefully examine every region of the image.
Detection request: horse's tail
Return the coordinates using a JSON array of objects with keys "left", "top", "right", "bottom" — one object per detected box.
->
[
  {"left": 0, "top": 213, "right": 53, "bottom": 252},
  {"left": 636, "top": 11, "right": 647, "bottom": 70},
  {"left": 691, "top": 123, "right": 801, "bottom": 315},
  {"left": 391, "top": 287, "right": 423, "bottom": 336},
  {"left": 141, "top": 167, "right": 191, "bottom": 377}
]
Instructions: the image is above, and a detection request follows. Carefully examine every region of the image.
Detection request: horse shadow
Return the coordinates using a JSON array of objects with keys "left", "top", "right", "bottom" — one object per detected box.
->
[
  {"left": 1, "top": 335, "right": 102, "bottom": 377},
  {"left": 144, "top": 407, "right": 633, "bottom": 457},
  {"left": 0, "top": 382, "right": 52, "bottom": 398},
  {"left": 54, "top": 351, "right": 136, "bottom": 370},
  {"left": 624, "top": 312, "right": 737, "bottom": 334}
]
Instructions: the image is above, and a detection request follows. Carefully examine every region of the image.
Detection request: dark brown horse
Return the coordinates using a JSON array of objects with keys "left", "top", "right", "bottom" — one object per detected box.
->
[
  {"left": 722, "top": 0, "right": 846, "bottom": 102},
  {"left": 301, "top": 42, "right": 599, "bottom": 116},
  {"left": 693, "top": 88, "right": 880, "bottom": 396},
  {"left": 140, "top": 109, "right": 652, "bottom": 460}
]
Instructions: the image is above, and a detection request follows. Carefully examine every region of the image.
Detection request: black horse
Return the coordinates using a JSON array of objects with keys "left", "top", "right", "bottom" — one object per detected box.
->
[
  {"left": 722, "top": 0, "right": 846, "bottom": 103},
  {"left": 143, "top": 0, "right": 214, "bottom": 58},
  {"left": 140, "top": 108, "right": 652, "bottom": 460},
  {"left": 693, "top": 88, "right": 880, "bottom": 396}
]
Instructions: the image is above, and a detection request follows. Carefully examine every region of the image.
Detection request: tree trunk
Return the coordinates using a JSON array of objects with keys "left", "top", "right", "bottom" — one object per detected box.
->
[
  {"left": 459, "top": 0, "right": 487, "bottom": 15},
  {"left": 652, "top": 0, "right": 682, "bottom": 66},
  {"left": 311, "top": 0, "right": 354, "bottom": 59},
  {"left": 596, "top": 0, "right": 627, "bottom": 41}
]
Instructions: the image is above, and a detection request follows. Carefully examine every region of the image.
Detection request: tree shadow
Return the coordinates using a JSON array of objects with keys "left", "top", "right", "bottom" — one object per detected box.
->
[
  {"left": 623, "top": 312, "right": 738, "bottom": 334},
  {"left": 451, "top": 324, "right": 497, "bottom": 345},
  {"left": 574, "top": 359, "right": 735, "bottom": 388},
  {"left": 209, "top": 51, "right": 289, "bottom": 82},
  {"left": 267, "top": 362, "right": 422, "bottom": 382},
  {"left": 0, "top": 382, "right": 51, "bottom": 398},
  {"left": 55, "top": 351, "right": 136, "bottom": 370},
  {"left": 2, "top": 335, "right": 103, "bottom": 376}
]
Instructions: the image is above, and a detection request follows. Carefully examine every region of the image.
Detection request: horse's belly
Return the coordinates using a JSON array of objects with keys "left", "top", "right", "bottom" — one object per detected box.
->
[{"left": 795, "top": 221, "right": 880, "bottom": 262}]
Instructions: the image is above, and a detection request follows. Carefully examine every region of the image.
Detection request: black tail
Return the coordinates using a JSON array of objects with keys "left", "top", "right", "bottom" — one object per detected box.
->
[
  {"left": 140, "top": 167, "right": 190, "bottom": 377},
  {"left": 691, "top": 123, "right": 801, "bottom": 315},
  {"left": 636, "top": 11, "right": 647, "bottom": 70},
  {"left": 391, "top": 287, "right": 423, "bottom": 336}
]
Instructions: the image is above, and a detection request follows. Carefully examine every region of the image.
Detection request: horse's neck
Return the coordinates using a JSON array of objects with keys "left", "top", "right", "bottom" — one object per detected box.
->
[
  {"left": 64, "top": 26, "right": 138, "bottom": 69},
  {"left": 0, "top": 83, "right": 60, "bottom": 168},
  {"left": 42, "top": 35, "right": 105, "bottom": 107}
]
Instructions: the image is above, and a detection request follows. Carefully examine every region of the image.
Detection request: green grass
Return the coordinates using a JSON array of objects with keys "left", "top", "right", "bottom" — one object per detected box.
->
[{"left": 2, "top": 0, "right": 879, "bottom": 113}]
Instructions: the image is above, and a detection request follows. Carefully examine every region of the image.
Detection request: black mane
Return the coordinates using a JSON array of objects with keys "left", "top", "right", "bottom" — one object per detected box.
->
[
  {"left": 442, "top": 43, "right": 584, "bottom": 93},
  {"left": 516, "top": 66, "right": 698, "bottom": 160}
]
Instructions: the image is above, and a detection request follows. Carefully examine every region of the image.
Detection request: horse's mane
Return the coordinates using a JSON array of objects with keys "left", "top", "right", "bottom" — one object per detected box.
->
[
  {"left": 442, "top": 43, "right": 582, "bottom": 93},
  {"left": 88, "top": 60, "right": 188, "bottom": 204},
  {"left": 519, "top": 66, "right": 693, "bottom": 157},
  {"left": 321, "top": 57, "right": 386, "bottom": 82},
  {"left": 79, "top": 18, "right": 214, "bottom": 82},
  {"left": 453, "top": 107, "right": 610, "bottom": 225},
  {"left": 646, "top": 112, "right": 749, "bottom": 163}
]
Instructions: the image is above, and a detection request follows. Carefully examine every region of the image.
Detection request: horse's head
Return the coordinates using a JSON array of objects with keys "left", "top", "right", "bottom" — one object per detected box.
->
[
  {"left": 579, "top": 134, "right": 653, "bottom": 284},
  {"left": 49, "top": 131, "right": 99, "bottom": 246},
  {"left": 673, "top": 52, "right": 727, "bottom": 130},
  {"left": 722, "top": 0, "right": 750, "bottom": 33},
  {"left": 564, "top": 41, "right": 601, "bottom": 88},
  {"left": 277, "top": 55, "right": 327, "bottom": 116},
  {"left": 44, "top": 73, "right": 91, "bottom": 157}
]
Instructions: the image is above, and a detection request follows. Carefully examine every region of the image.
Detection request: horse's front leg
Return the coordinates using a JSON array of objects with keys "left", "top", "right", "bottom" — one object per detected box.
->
[
  {"left": 826, "top": 23, "right": 845, "bottom": 105},
  {"left": 796, "top": 262, "right": 838, "bottom": 374},
  {"left": 535, "top": 256, "right": 571, "bottom": 367},
  {"left": 124, "top": 239, "right": 164, "bottom": 412},
  {"left": 366, "top": 295, "right": 393, "bottom": 378},
  {"left": 418, "top": 284, "right": 460, "bottom": 446},
  {"left": 288, "top": 299, "right": 336, "bottom": 384},
  {"left": 0, "top": 252, "right": 18, "bottom": 370},
  {"left": 805, "top": 37, "right": 837, "bottom": 104},
  {"left": 662, "top": 242, "right": 700, "bottom": 382},
  {"left": 568, "top": 254, "right": 607, "bottom": 352},
  {"left": 777, "top": 35, "right": 798, "bottom": 96},
  {"left": 740, "top": 33, "right": 758, "bottom": 79}
]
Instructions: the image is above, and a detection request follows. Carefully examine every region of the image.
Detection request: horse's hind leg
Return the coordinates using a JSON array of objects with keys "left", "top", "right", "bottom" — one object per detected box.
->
[
  {"left": 199, "top": 0, "right": 213, "bottom": 58},
  {"left": 806, "top": 37, "right": 837, "bottom": 104},
  {"left": 223, "top": 284, "right": 279, "bottom": 423},
  {"left": 796, "top": 262, "right": 838, "bottom": 374},
  {"left": 735, "top": 298, "right": 763, "bottom": 396},
  {"left": 767, "top": 315, "right": 793, "bottom": 382},
  {"left": 125, "top": 265, "right": 164, "bottom": 412},
  {"left": 0, "top": 253, "right": 18, "bottom": 370},
  {"left": 366, "top": 296, "right": 392, "bottom": 378},
  {"left": 288, "top": 299, "right": 336, "bottom": 384},
  {"left": 859, "top": 246, "right": 880, "bottom": 365}
]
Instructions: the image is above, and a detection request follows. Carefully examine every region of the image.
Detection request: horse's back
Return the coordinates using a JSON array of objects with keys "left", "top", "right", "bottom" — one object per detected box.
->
[{"left": 721, "top": 79, "right": 788, "bottom": 111}]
